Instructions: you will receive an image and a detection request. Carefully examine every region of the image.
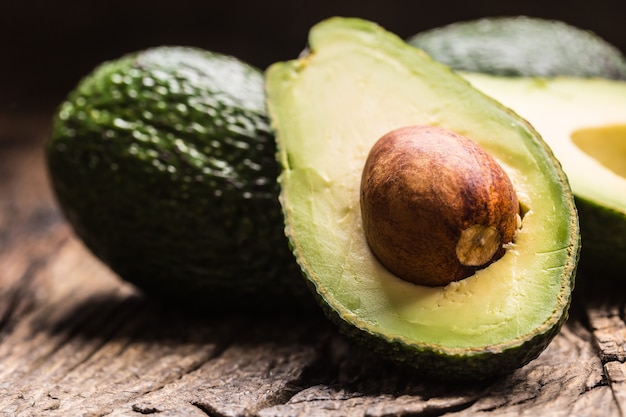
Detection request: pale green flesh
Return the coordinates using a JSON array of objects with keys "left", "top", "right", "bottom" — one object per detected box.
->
[
  {"left": 464, "top": 72, "right": 626, "bottom": 215},
  {"left": 267, "top": 18, "right": 575, "bottom": 351}
]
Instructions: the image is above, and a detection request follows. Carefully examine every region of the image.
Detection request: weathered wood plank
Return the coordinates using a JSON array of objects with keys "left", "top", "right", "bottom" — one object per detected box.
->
[
  {"left": 1, "top": 113, "right": 625, "bottom": 417},
  {"left": 590, "top": 306, "right": 626, "bottom": 363}
]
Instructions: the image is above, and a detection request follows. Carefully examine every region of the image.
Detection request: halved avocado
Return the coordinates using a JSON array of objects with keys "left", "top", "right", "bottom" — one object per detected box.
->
[
  {"left": 463, "top": 73, "right": 626, "bottom": 277},
  {"left": 265, "top": 18, "right": 579, "bottom": 380}
]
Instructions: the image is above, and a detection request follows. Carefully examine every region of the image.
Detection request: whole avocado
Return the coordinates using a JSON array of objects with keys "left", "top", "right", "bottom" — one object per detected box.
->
[
  {"left": 407, "top": 16, "right": 626, "bottom": 79},
  {"left": 46, "top": 46, "right": 310, "bottom": 311}
]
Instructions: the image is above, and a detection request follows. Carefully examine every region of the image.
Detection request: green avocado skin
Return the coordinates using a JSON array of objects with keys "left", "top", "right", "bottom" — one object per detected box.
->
[
  {"left": 408, "top": 16, "right": 626, "bottom": 80},
  {"left": 46, "top": 46, "right": 310, "bottom": 311},
  {"left": 575, "top": 197, "right": 626, "bottom": 277}
]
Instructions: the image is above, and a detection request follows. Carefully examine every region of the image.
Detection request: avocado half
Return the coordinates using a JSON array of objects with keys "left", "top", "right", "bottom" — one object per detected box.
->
[
  {"left": 463, "top": 73, "right": 626, "bottom": 277},
  {"left": 265, "top": 18, "right": 580, "bottom": 380}
]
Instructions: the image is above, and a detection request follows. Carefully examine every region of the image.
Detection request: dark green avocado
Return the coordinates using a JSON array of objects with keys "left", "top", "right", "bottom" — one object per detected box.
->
[
  {"left": 46, "top": 46, "right": 309, "bottom": 311},
  {"left": 407, "top": 16, "right": 626, "bottom": 79},
  {"left": 265, "top": 17, "right": 579, "bottom": 380}
]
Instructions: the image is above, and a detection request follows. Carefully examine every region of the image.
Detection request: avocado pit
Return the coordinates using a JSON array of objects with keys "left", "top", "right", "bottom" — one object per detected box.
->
[{"left": 360, "top": 125, "right": 520, "bottom": 286}]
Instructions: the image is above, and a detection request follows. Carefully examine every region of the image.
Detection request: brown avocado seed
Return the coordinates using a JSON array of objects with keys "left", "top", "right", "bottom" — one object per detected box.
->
[{"left": 360, "top": 125, "right": 520, "bottom": 287}]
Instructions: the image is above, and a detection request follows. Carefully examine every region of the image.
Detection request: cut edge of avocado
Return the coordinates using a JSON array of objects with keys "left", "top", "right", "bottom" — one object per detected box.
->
[{"left": 266, "top": 17, "right": 579, "bottom": 380}]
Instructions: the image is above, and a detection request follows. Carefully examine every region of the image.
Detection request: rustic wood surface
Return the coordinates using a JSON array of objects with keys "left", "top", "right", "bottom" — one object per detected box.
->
[{"left": 1, "top": 111, "right": 625, "bottom": 417}]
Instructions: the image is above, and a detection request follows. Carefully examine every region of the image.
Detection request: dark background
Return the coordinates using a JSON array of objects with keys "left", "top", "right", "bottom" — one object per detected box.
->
[{"left": 2, "top": 0, "right": 626, "bottom": 112}]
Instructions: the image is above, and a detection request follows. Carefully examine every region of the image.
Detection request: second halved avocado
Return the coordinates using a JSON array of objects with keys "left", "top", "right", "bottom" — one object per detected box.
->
[
  {"left": 265, "top": 17, "right": 579, "bottom": 380},
  {"left": 464, "top": 73, "right": 626, "bottom": 278}
]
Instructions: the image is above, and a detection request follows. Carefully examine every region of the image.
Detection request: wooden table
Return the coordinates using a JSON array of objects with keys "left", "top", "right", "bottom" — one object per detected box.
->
[{"left": 1, "top": 111, "right": 624, "bottom": 416}]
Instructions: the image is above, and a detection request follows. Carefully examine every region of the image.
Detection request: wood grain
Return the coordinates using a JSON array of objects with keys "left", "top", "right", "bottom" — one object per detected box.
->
[{"left": 0, "top": 112, "right": 624, "bottom": 416}]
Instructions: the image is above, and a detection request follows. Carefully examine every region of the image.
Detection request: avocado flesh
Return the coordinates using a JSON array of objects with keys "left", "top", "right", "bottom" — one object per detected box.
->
[
  {"left": 463, "top": 73, "right": 626, "bottom": 275},
  {"left": 266, "top": 18, "right": 579, "bottom": 379},
  {"left": 46, "top": 46, "right": 309, "bottom": 311}
]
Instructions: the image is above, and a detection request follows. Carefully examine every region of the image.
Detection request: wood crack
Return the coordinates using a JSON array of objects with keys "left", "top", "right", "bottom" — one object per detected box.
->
[
  {"left": 190, "top": 401, "right": 222, "bottom": 417},
  {"left": 394, "top": 399, "right": 481, "bottom": 417},
  {"left": 131, "top": 403, "right": 162, "bottom": 415}
]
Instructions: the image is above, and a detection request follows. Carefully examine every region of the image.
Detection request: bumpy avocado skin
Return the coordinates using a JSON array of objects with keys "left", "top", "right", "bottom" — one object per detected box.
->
[
  {"left": 46, "top": 46, "right": 310, "bottom": 311},
  {"left": 407, "top": 16, "right": 626, "bottom": 80}
]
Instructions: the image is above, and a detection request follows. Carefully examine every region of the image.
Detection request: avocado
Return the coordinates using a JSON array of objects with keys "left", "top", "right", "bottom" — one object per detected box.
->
[
  {"left": 463, "top": 73, "right": 626, "bottom": 277},
  {"left": 407, "top": 16, "right": 626, "bottom": 80},
  {"left": 46, "top": 46, "right": 309, "bottom": 311},
  {"left": 265, "top": 17, "right": 579, "bottom": 380}
]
